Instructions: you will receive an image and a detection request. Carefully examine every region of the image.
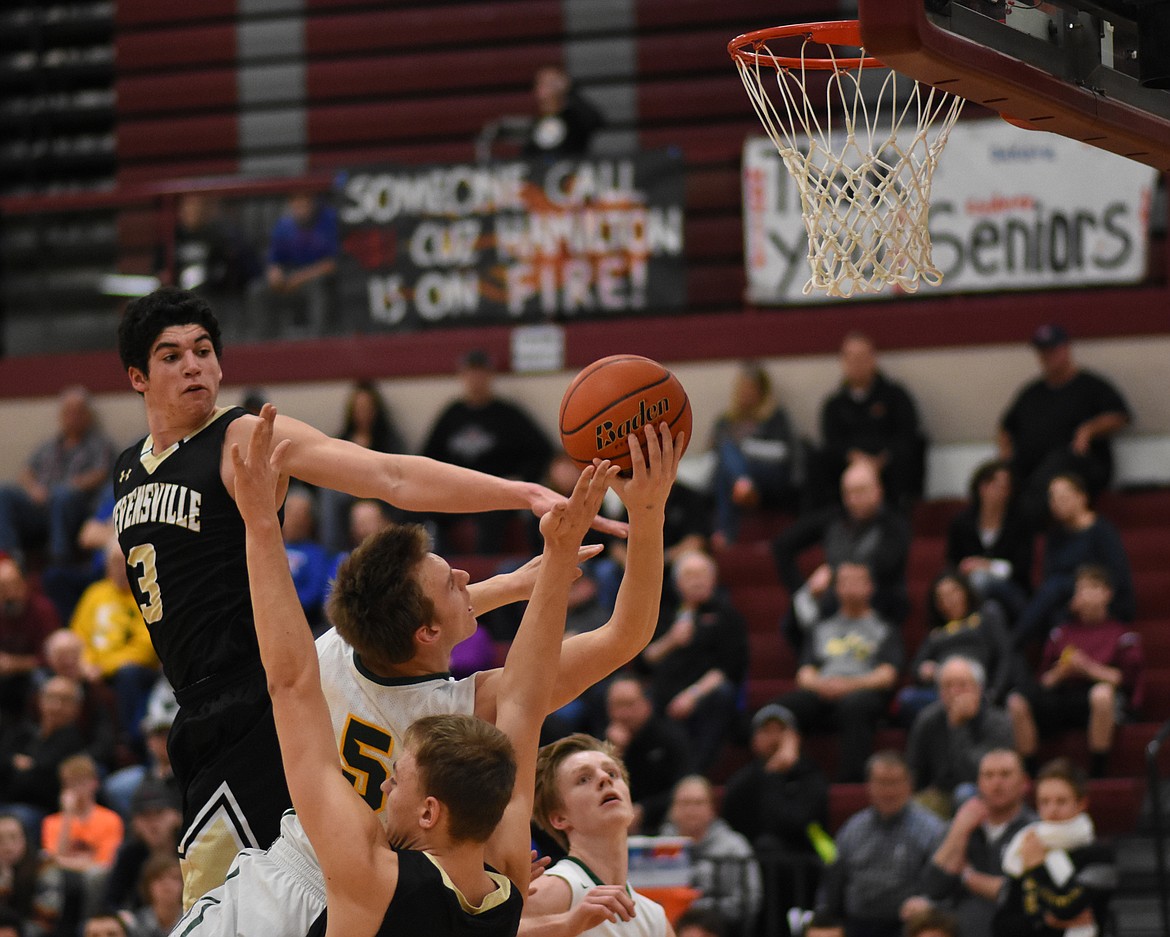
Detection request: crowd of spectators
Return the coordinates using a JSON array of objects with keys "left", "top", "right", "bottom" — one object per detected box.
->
[{"left": 0, "top": 317, "right": 1145, "bottom": 937}]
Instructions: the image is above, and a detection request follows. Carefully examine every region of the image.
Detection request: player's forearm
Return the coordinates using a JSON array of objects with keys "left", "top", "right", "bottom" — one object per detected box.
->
[
  {"left": 497, "top": 547, "right": 576, "bottom": 715},
  {"left": 276, "top": 419, "right": 541, "bottom": 514},
  {"left": 243, "top": 514, "right": 319, "bottom": 695},
  {"left": 373, "top": 454, "right": 539, "bottom": 514},
  {"left": 518, "top": 912, "right": 584, "bottom": 937},
  {"left": 546, "top": 506, "right": 664, "bottom": 709},
  {"left": 468, "top": 573, "right": 526, "bottom": 617}
]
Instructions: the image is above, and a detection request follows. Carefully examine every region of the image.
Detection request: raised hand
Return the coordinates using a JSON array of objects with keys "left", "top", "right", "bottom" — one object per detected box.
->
[
  {"left": 504, "top": 544, "right": 605, "bottom": 599},
  {"left": 529, "top": 483, "right": 628, "bottom": 539},
  {"left": 539, "top": 461, "right": 620, "bottom": 554},
  {"left": 230, "top": 404, "right": 290, "bottom": 526},
  {"left": 611, "top": 422, "right": 682, "bottom": 515}
]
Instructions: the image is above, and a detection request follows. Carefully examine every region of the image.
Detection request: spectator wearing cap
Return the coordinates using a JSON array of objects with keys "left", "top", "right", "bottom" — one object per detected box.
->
[
  {"left": 101, "top": 679, "right": 177, "bottom": 822},
  {"left": 421, "top": 349, "right": 554, "bottom": 553},
  {"left": 100, "top": 776, "right": 181, "bottom": 917},
  {"left": 722, "top": 704, "right": 830, "bottom": 936},
  {"left": 998, "top": 324, "right": 1130, "bottom": 525}
]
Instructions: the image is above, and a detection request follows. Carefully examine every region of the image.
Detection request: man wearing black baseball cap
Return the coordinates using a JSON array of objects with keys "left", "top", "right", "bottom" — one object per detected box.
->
[
  {"left": 998, "top": 324, "right": 1130, "bottom": 524},
  {"left": 721, "top": 703, "right": 832, "bottom": 934}
]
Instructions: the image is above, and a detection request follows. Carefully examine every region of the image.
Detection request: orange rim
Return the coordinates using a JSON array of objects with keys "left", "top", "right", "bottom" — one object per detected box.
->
[{"left": 727, "top": 20, "right": 883, "bottom": 71}]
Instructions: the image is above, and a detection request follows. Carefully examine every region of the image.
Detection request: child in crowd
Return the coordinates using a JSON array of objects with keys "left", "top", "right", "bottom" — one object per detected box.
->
[
  {"left": 994, "top": 758, "right": 1115, "bottom": 936},
  {"left": 1008, "top": 565, "right": 1144, "bottom": 778}
]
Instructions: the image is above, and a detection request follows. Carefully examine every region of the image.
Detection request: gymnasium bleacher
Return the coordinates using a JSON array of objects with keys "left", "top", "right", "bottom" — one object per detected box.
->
[
  {"left": 713, "top": 490, "right": 1170, "bottom": 843},
  {"left": 2, "top": 0, "right": 1169, "bottom": 933}
]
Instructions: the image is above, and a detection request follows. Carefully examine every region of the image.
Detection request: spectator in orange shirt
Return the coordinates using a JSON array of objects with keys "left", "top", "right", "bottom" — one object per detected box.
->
[{"left": 42, "top": 754, "right": 124, "bottom": 920}]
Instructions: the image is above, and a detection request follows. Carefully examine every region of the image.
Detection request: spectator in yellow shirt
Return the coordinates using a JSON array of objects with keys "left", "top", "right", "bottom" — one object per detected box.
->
[{"left": 68, "top": 542, "right": 158, "bottom": 756}]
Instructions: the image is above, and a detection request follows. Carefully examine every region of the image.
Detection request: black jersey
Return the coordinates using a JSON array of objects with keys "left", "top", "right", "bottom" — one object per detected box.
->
[
  {"left": 306, "top": 850, "right": 522, "bottom": 937},
  {"left": 113, "top": 407, "right": 256, "bottom": 693}
]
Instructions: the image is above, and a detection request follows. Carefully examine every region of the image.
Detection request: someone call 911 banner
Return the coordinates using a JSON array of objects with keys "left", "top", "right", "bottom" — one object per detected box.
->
[
  {"left": 743, "top": 119, "right": 1160, "bottom": 303},
  {"left": 337, "top": 151, "right": 685, "bottom": 329}
]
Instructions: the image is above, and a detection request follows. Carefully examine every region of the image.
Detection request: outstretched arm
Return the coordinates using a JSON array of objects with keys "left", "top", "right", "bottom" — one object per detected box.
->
[
  {"left": 222, "top": 413, "right": 627, "bottom": 538},
  {"left": 230, "top": 407, "right": 384, "bottom": 889},
  {"left": 476, "top": 424, "right": 679, "bottom": 719},
  {"left": 467, "top": 545, "right": 604, "bottom": 616},
  {"left": 486, "top": 460, "right": 618, "bottom": 890}
]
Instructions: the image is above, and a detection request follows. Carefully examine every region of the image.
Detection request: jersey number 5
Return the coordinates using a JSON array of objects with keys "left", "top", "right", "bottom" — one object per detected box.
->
[
  {"left": 340, "top": 716, "right": 394, "bottom": 811},
  {"left": 127, "top": 543, "right": 163, "bottom": 624}
]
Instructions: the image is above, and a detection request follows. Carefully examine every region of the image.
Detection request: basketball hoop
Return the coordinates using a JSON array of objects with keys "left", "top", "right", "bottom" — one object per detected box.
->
[{"left": 729, "top": 21, "right": 965, "bottom": 298}]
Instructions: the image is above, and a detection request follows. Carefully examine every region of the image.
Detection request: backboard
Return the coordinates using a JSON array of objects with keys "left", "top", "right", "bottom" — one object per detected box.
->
[{"left": 858, "top": 0, "right": 1170, "bottom": 171}]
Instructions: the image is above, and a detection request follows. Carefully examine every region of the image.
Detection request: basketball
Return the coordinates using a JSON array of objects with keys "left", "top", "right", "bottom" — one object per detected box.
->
[{"left": 559, "top": 355, "right": 691, "bottom": 473}]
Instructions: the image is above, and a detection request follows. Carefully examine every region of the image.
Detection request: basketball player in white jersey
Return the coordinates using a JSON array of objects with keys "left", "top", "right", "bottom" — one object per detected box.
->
[
  {"left": 526, "top": 734, "right": 674, "bottom": 937},
  {"left": 317, "top": 422, "right": 681, "bottom": 824}
]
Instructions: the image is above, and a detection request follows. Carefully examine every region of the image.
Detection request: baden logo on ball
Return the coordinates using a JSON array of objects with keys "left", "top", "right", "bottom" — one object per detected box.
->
[{"left": 559, "top": 355, "right": 692, "bottom": 474}]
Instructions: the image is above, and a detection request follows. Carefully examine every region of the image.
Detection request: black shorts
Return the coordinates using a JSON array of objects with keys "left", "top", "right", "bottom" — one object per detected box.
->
[{"left": 169, "top": 662, "right": 291, "bottom": 906}]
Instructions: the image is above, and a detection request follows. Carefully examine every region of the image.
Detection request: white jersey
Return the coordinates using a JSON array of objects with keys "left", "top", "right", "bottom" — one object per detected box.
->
[
  {"left": 316, "top": 627, "right": 478, "bottom": 820},
  {"left": 546, "top": 857, "right": 669, "bottom": 937}
]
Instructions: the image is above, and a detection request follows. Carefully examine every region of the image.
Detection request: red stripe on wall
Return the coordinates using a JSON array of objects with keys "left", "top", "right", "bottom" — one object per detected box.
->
[
  {"left": 117, "top": 70, "right": 239, "bottom": 116},
  {"left": 1, "top": 291, "right": 1167, "bottom": 399},
  {"left": 116, "top": 25, "right": 238, "bottom": 72}
]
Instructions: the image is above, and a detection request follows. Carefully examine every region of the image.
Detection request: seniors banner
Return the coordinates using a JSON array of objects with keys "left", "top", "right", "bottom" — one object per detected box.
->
[
  {"left": 743, "top": 119, "right": 1159, "bottom": 304},
  {"left": 337, "top": 151, "right": 686, "bottom": 329}
]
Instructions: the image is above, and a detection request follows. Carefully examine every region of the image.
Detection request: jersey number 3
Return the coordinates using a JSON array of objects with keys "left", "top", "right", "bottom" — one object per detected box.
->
[{"left": 127, "top": 543, "right": 163, "bottom": 624}]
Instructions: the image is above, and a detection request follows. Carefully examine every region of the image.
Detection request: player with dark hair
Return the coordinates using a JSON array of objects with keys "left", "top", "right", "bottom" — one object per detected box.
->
[
  {"left": 179, "top": 407, "right": 616, "bottom": 937},
  {"left": 112, "top": 286, "right": 626, "bottom": 906}
]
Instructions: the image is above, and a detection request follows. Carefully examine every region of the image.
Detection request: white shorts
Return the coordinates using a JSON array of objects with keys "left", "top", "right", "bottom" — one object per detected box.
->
[{"left": 174, "top": 811, "right": 326, "bottom": 937}]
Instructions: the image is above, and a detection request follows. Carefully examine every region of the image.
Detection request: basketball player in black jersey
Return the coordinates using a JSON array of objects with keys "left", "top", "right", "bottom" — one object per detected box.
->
[
  {"left": 112, "top": 287, "right": 626, "bottom": 907},
  {"left": 235, "top": 405, "right": 615, "bottom": 937}
]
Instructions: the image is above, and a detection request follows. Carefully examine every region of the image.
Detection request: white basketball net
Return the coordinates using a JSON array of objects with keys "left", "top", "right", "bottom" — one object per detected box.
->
[{"left": 734, "top": 36, "right": 965, "bottom": 297}]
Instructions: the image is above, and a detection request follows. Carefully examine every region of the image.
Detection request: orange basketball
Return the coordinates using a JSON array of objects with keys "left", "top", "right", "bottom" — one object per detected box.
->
[{"left": 559, "top": 355, "right": 691, "bottom": 473}]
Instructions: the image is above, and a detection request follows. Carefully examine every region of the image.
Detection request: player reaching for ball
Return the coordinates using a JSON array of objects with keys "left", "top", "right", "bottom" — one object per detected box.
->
[
  {"left": 112, "top": 288, "right": 628, "bottom": 907},
  {"left": 217, "top": 405, "right": 613, "bottom": 937},
  {"left": 316, "top": 419, "right": 682, "bottom": 825},
  {"left": 175, "top": 416, "right": 681, "bottom": 936}
]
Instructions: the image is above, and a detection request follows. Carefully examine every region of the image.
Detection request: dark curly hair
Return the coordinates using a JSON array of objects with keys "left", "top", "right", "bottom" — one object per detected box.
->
[{"left": 118, "top": 287, "right": 223, "bottom": 376}]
